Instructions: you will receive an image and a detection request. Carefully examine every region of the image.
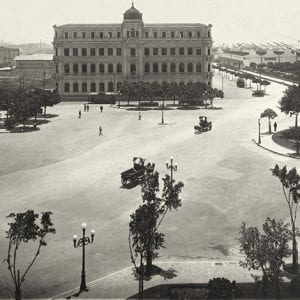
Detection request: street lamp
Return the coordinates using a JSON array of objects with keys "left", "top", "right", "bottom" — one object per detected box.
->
[
  {"left": 166, "top": 156, "right": 178, "bottom": 186},
  {"left": 161, "top": 101, "right": 164, "bottom": 124},
  {"left": 258, "top": 118, "right": 261, "bottom": 145},
  {"left": 73, "top": 223, "right": 95, "bottom": 293}
]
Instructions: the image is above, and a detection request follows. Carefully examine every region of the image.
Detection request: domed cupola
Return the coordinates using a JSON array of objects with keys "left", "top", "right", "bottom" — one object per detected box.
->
[{"left": 123, "top": 2, "right": 143, "bottom": 20}]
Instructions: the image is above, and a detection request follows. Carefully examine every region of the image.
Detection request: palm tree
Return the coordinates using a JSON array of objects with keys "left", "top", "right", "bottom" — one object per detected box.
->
[
  {"left": 260, "top": 108, "right": 278, "bottom": 133},
  {"left": 261, "top": 80, "right": 271, "bottom": 94}
]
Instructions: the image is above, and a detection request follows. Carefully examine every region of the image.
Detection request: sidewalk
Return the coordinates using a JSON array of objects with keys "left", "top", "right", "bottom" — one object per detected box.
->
[{"left": 52, "top": 261, "right": 258, "bottom": 299}]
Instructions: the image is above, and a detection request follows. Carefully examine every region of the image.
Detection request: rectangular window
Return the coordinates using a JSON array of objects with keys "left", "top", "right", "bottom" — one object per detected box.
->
[
  {"left": 108, "top": 32, "right": 112, "bottom": 38},
  {"left": 116, "top": 48, "right": 122, "bottom": 56},
  {"left": 73, "top": 32, "right": 77, "bottom": 39},
  {"left": 154, "top": 31, "right": 157, "bottom": 38},
  {"left": 197, "top": 31, "right": 201, "bottom": 38},
  {"left": 145, "top": 31, "right": 149, "bottom": 38},
  {"left": 82, "top": 32, "right": 86, "bottom": 39},
  {"left": 136, "top": 31, "right": 139, "bottom": 38},
  {"left": 188, "top": 31, "right": 193, "bottom": 38},
  {"left": 188, "top": 47, "right": 193, "bottom": 55},
  {"left": 196, "top": 48, "right": 202, "bottom": 55},
  {"left": 90, "top": 48, "right": 96, "bottom": 56},
  {"left": 162, "top": 31, "right": 166, "bottom": 38},
  {"left": 117, "top": 32, "right": 121, "bottom": 38},
  {"left": 179, "top": 47, "right": 184, "bottom": 55},
  {"left": 130, "top": 48, "right": 136, "bottom": 56},
  {"left": 170, "top": 47, "right": 176, "bottom": 55},
  {"left": 180, "top": 31, "right": 184, "bottom": 38},
  {"left": 171, "top": 31, "right": 175, "bottom": 38},
  {"left": 91, "top": 32, "right": 95, "bottom": 39},
  {"left": 64, "top": 32, "right": 69, "bottom": 39},
  {"left": 99, "top": 48, "right": 104, "bottom": 56},
  {"left": 162, "top": 48, "right": 167, "bottom": 55},
  {"left": 64, "top": 48, "right": 69, "bottom": 56},
  {"left": 108, "top": 48, "right": 113, "bottom": 56},
  {"left": 73, "top": 48, "right": 78, "bottom": 56},
  {"left": 55, "top": 48, "right": 58, "bottom": 56},
  {"left": 144, "top": 48, "right": 150, "bottom": 56},
  {"left": 127, "top": 31, "right": 130, "bottom": 38},
  {"left": 82, "top": 48, "right": 87, "bottom": 56},
  {"left": 153, "top": 48, "right": 158, "bottom": 55}
]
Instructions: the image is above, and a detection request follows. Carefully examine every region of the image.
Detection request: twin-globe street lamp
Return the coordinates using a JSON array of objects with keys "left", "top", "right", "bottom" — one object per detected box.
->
[
  {"left": 73, "top": 223, "right": 95, "bottom": 293},
  {"left": 166, "top": 156, "right": 178, "bottom": 188}
]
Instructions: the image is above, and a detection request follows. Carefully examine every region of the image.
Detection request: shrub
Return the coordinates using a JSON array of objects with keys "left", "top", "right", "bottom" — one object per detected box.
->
[
  {"left": 139, "top": 101, "right": 159, "bottom": 107},
  {"left": 208, "top": 277, "right": 237, "bottom": 299}
]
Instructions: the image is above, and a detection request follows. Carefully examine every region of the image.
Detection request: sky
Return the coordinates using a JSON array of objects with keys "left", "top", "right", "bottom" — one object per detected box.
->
[{"left": 1, "top": 0, "right": 300, "bottom": 45}]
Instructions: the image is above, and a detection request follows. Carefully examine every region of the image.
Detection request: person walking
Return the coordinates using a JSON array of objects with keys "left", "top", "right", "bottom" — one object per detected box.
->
[
  {"left": 78, "top": 110, "right": 81, "bottom": 118},
  {"left": 100, "top": 105, "right": 103, "bottom": 113},
  {"left": 84, "top": 104, "right": 86, "bottom": 112},
  {"left": 99, "top": 126, "right": 102, "bottom": 135},
  {"left": 87, "top": 104, "right": 89, "bottom": 112},
  {"left": 138, "top": 112, "right": 141, "bottom": 120},
  {"left": 274, "top": 121, "right": 277, "bottom": 132}
]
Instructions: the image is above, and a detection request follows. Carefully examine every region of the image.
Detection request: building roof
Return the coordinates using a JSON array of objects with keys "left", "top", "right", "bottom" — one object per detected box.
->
[
  {"left": 223, "top": 50, "right": 249, "bottom": 56},
  {"left": 14, "top": 54, "right": 53, "bottom": 61},
  {"left": 0, "top": 46, "right": 19, "bottom": 51},
  {"left": 123, "top": 4, "right": 143, "bottom": 20}
]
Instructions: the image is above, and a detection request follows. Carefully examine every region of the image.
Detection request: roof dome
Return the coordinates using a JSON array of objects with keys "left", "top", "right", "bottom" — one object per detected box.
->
[{"left": 123, "top": 4, "right": 142, "bottom": 20}]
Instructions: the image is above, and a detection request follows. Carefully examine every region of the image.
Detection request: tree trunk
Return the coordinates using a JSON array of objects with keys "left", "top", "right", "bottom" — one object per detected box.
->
[
  {"left": 273, "top": 277, "right": 281, "bottom": 300},
  {"left": 145, "top": 252, "right": 152, "bottom": 276},
  {"left": 292, "top": 225, "right": 299, "bottom": 273},
  {"left": 295, "top": 113, "right": 298, "bottom": 129},
  {"left": 268, "top": 117, "right": 271, "bottom": 134},
  {"left": 44, "top": 105, "right": 47, "bottom": 117},
  {"left": 15, "top": 287, "right": 22, "bottom": 300}
]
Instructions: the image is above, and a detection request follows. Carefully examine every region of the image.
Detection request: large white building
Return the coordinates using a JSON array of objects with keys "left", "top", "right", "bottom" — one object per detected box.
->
[{"left": 53, "top": 3, "right": 214, "bottom": 100}]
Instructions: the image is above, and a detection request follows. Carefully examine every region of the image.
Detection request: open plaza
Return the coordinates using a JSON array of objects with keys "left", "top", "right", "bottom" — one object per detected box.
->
[{"left": 0, "top": 72, "right": 299, "bottom": 298}]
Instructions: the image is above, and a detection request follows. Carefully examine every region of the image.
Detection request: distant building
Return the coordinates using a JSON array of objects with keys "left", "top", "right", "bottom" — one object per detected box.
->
[
  {"left": 53, "top": 3, "right": 213, "bottom": 100},
  {"left": 0, "top": 46, "right": 19, "bottom": 65},
  {"left": 217, "top": 44, "right": 297, "bottom": 69},
  {"left": 14, "top": 54, "right": 54, "bottom": 69}
]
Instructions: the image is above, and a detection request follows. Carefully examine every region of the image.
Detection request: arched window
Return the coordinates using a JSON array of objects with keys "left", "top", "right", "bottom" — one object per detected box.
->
[
  {"left": 179, "top": 63, "right": 185, "bottom": 73},
  {"left": 131, "top": 28, "right": 135, "bottom": 38},
  {"left": 99, "top": 82, "right": 105, "bottom": 92},
  {"left": 117, "top": 63, "right": 122, "bottom": 73},
  {"left": 64, "top": 64, "right": 70, "bottom": 74},
  {"left": 170, "top": 63, "right": 176, "bottom": 73},
  {"left": 73, "top": 82, "right": 78, "bottom": 92},
  {"left": 108, "top": 82, "right": 114, "bottom": 92},
  {"left": 153, "top": 63, "right": 158, "bottom": 73},
  {"left": 162, "top": 63, "right": 167, "bottom": 73},
  {"left": 82, "top": 82, "right": 87, "bottom": 92},
  {"left": 196, "top": 63, "right": 201, "bottom": 73},
  {"left": 108, "top": 63, "right": 114, "bottom": 73},
  {"left": 208, "top": 64, "right": 211, "bottom": 72},
  {"left": 130, "top": 63, "right": 136, "bottom": 74},
  {"left": 144, "top": 63, "right": 150, "bottom": 73},
  {"left": 90, "top": 63, "right": 96, "bottom": 74},
  {"left": 117, "top": 82, "right": 122, "bottom": 91},
  {"left": 91, "top": 82, "right": 96, "bottom": 92},
  {"left": 64, "top": 82, "right": 70, "bottom": 92},
  {"left": 82, "top": 63, "right": 87, "bottom": 74},
  {"left": 99, "top": 63, "right": 104, "bottom": 73},
  {"left": 208, "top": 48, "right": 211, "bottom": 55},
  {"left": 188, "top": 63, "right": 193, "bottom": 73},
  {"left": 73, "top": 64, "right": 78, "bottom": 74}
]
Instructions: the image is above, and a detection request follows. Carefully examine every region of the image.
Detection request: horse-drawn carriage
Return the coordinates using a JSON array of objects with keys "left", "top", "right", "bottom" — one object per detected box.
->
[
  {"left": 121, "top": 157, "right": 155, "bottom": 187},
  {"left": 194, "top": 116, "right": 212, "bottom": 133}
]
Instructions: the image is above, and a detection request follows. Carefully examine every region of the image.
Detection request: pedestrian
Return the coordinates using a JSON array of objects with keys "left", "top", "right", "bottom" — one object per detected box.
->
[
  {"left": 84, "top": 104, "right": 86, "bottom": 112},
  {"left": 138, "top": 112, "right": 141, "bottom": 120},
  {"left": 99, "top": 126, "right": 102, "bottom": 135},
  {"left": 274, "top": 121, "right": 277, "bottom": 132},
  {"left": 87, "top": 104, "right": 89, "bottom": 112},
  {"left": 78, "top": 110, "right": 81, "bottom": 118},
  {"left": 100, "top": 105, "right": 103, "bottom": 113}
]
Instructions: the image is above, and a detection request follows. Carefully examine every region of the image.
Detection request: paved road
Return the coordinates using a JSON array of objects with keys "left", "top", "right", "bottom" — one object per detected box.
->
[{"left": 0, "top": 74, "right": 299, "bottom": 298}]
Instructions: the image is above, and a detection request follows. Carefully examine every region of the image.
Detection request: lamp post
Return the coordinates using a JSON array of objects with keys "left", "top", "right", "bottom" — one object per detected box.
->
[
  {"left": 138, "top": 254, "right": 144, "bottom": 300},
  {"left": 43, "top": 69, "right": 46, "bottom": 90},
  {"left": 161, "top": 101, "right": 164, "bottom": 124},
  {"left": 258, "top": 118, "right": 261, "bottom": 145},
  {"left": 221, "top": 73, "right": 224, "bottom": 92},
  {"left": 73, "top": 223, "right": 95, "bottom": 293},
  {"left": 166, "top": 156, "right": 177, "bottom": 188}
]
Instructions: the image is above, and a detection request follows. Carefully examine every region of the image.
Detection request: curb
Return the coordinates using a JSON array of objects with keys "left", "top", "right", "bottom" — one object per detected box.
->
[{"left": 252, "top": 139, "right": 300, "bottom": 159}]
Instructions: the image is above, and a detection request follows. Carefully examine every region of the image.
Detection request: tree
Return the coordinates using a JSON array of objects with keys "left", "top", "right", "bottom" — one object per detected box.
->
[
  {"left": 4, "top": 210, "right": 56, "bottom": 300},
  {"left": 261, "top": 80, "right": 271, "bottom": 94},
  {"left": 129, "top": 171, "right": 184, "bottom": 275},
  {"left": 32, "top": 89, "right": 61, "bottom": 117},
  {"left": 239, "top": 218, "right": 291, "bottom": 299},
  {"left": 271, "top": 165, "right": 300, "bottom": 273},
  {"left": 279, "top": 85, "right": 300, "bottom": 129},
  {"left": 260, "top": 108, "right": 278, "bottom": 133}
]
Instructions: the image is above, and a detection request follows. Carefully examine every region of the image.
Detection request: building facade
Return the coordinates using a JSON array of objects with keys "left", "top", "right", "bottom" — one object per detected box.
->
[
  {"left": 14, "top": 54, "right": 54, "bottom": 69},
  {"left": 0, "top": 46, "right": 19, "bottom": 65},
  {"left": 53, "top": 4, "right": 213, "bottom": 100}
]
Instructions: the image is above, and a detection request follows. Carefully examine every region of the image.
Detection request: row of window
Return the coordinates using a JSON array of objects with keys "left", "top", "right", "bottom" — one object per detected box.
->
[
  {"left": 62, "top": 62, "right": 210, "bottom": 74},
  {"left": 58, "top": 29, "right": 210, "bottom": 40},
  {"left": 61, "top": 47, "right": 210, "bottom": 57},
  {"left": 64, "top": 82, "right": 120, "bottom": 93}
]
